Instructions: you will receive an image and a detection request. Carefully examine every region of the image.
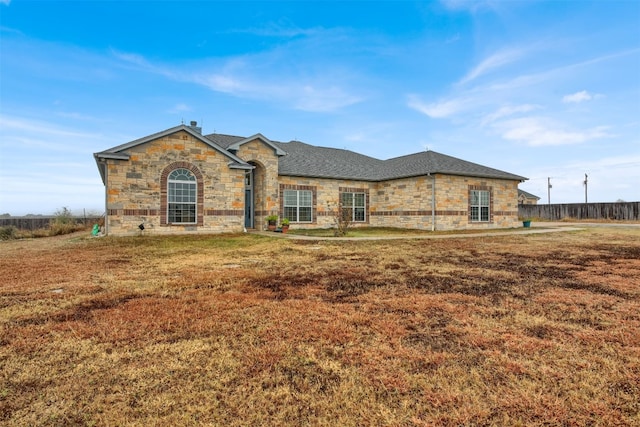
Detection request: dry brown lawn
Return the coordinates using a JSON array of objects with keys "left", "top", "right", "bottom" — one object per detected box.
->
[{"left": 1, "top": 227, "right": 639, "bottom": 426}]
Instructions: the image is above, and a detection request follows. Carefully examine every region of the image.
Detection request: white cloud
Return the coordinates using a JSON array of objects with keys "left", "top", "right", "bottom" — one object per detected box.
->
[
  {"left": 233, "top": 21, "right": 323, "bottom": 38},
  {"left": 439, "top": 0, "right": 496, "bottom": 13},
  {"left": 481, "top": 104, "right": 541, "bottom": 126},
  {"left": 294, "top": 85, "right": 362, "bottom": 112},
  {"left": 562, "top": 90, "right": 595, "bottom": 103},
  {"left": 168, "top": 103, "right": 192, "bottom": 114},
  {"left": 495, "top": 116, "right": 612, "bottom": 146},
  {"left": 113, "top": 49, "right": 363, "bottom": 113},
  {"left": 194, "top": 71, "right": 362, "bottom": 112},
  {"left": 407, "top": 94, "right": 468, "bottom": 118},
  {"left": 56, "top": 111, "right": 99, "bottom": 121},
  {"left": 195, "top": 73, "right": 246, "bottom": 94},
  {"left": 0, "top": 114, "right": 98, "bottom": 139},
  {"left": 458, "top": 48, "right": 525, "bottom": 85},
  {"left": 520, "top": 152, "right": 640, "bottom": 203},
  {"left": 0, "top": 0, "right": 11, "bottom": 6}
]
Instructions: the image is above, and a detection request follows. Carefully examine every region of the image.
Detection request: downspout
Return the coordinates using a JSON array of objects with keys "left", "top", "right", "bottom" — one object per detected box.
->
[
  {"left": 103, "top": 160, "right": 109, "bottom": 236},
  {"left": 429, "top": 173, "right": 436, "bottom": 231}
]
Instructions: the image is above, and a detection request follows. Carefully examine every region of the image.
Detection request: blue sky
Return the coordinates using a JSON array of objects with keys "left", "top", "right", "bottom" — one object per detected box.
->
[{"left": 1, "top": 0, "right": 639, "bottom": 215}]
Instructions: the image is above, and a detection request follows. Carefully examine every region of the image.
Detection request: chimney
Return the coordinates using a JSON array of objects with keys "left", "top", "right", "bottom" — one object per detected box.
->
[{"left": 188, "top": 120, "right": 202, "bottom": 134}]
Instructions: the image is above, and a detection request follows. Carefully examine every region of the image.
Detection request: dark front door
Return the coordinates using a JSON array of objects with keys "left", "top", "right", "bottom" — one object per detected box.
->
[{"left": 244, "top": 171, "right": 253, "bottom": 228}]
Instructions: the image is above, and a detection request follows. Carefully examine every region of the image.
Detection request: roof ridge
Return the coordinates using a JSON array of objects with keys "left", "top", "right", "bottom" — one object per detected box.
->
[{"left": 204, "top": 132, "right": 245, "bottom": 139}]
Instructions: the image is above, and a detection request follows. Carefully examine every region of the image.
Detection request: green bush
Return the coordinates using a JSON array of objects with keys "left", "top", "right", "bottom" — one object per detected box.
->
[
  {"left": 0, "top": 226, "right": 17, "bottom": 241},
  {"left": 49, "top": 222, "right": 82, "bottom": 236},
  {"left": 49, "top": 207, "right": 84, "bottom": 236}
]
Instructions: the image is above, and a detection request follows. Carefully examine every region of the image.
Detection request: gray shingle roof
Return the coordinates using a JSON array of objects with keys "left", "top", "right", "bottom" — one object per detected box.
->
[
  {"left": 273, "top": 141, "right": 385, "bottom": 180},
  {"left": 205, "top": 133, "right": 244, "bottom": 149},
  {"left": 380, "top": 150, "right": 527, "bottom": 181},
  {"left": 518, "top": 189, "right": 540, "bottom": 199},
  {"left": 204, "top": 133, "right": 526, "bottom": 182},
  {"left": 97, "top": 128, "right": 526, "bottom": 184}
]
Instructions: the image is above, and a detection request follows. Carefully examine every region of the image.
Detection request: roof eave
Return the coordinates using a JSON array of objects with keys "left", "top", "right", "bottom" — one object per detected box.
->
[
  {"left": 228, "top": 162, "right": 254, "bottom": 170},
  {"left": 440, "top": 171, "right": 528, "bottom": 181},
  {"left": 278, "top": 171, "right": 379, "bottom": 182},
  {"left": 94, "top": 124, "right": 252, "bottom": 171},
  {"left": 94, "top": 152, "right": 130, "bottom": 161},
  {"left": 229, "top": 133, "right": 287, "bottom": 156}
]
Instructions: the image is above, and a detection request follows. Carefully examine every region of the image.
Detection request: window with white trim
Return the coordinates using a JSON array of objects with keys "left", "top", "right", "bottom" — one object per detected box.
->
[
  {"left": 470, "top": 190, "right": 490, "bottom": 222},
  {"left": 168, "top": 168, "right": 196, "bottom": 223},
  {"left": 283, "top": 189, "right": 312, "bottom": 223},
  {"left": 341, "top": 192, "right": 366, "bottom": 222}
]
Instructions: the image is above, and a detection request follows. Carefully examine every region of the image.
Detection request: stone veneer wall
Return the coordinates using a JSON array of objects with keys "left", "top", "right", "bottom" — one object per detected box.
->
[
  {"left": 370, "top": 175, "right": 435, "bottom": 230},
  {"left": 372, "top": 174, "right": 520, "bottom": 230},
  {"left": 104, "top": 130, "right": 246, "bottom": 236},
  {"left": 276, "top": 174, "right": 520, "bottom": 231},
  {"left": 276, "top": 176, "right": 376, "bottom": 229},
  {"left": 233, "top": 139, "right": 280, "bottom": 230}
]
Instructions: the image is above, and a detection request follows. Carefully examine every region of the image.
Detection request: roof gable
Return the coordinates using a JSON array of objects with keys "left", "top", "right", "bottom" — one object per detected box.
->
[
  {"left": 518, "top": 189, "right": 540, "bottom": 199},
  {"left": 207, "top": 133, "right": 286, "bottom": 156},
  {"left": 94, "top": 125, "right": 251, "bottom": 183}
]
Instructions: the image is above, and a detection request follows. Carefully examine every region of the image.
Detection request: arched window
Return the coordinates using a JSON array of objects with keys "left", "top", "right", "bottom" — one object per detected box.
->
[{"left": 168, "top": 168, "right": 196, "bottom": 223}]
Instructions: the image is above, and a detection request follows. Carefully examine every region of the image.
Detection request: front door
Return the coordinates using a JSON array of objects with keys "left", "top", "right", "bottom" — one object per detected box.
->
[{"left": 244, "top": 170, "right": 253, "bottom": 228}]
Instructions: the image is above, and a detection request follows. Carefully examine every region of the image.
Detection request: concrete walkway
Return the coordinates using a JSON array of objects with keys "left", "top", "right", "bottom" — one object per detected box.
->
[{"left": 253, "top": 223, "right": 595, "bottom": 241}]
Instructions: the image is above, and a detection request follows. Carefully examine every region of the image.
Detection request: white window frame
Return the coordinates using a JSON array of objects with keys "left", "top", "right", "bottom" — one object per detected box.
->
[
  {"left": 283, "top": 189, "right": 313, "bottom": 223},
  {"left": 341, "top": 192, "right": 366, "bottom": 222},
  {"left": 470, "top": 190, "right": 490, "bottom": 222},
  {"left": 167, "top": 168, "right": 197, "bottom": 224}
]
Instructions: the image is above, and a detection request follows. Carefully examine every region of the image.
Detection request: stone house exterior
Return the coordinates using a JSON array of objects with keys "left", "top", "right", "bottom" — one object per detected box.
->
[
  {"left": 94, "top": 122, "right": 527, "bottom": 236},
  {"left": 518, "top": 189, "right": 541, "bottom": 205}
]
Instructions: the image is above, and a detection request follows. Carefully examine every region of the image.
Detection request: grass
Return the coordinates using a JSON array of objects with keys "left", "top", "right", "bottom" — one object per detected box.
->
[
  {"left": 1, "top": 227, "right": 639, "bottom": 426},
  {"left": 0, "top": 223, "right": 90, "bottom": 240},
  {"left": 287, "top": 226, "right": 434, "bottom": 237},
  {"left": 286, "top": 226, "right": 532, "bottom": 237}
]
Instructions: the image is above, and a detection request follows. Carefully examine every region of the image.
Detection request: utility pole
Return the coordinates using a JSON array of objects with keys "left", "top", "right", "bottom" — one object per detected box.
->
[
  {"left": 583, "top": 173, "right": 588, "bottom": 204},
  {"left": 547, "top": 177, "right": 552, "bottom": 205}
]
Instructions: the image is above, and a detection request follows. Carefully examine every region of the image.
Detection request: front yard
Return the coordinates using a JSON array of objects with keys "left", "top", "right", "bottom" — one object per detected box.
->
[{"left": 1, "top": 227, "right": 638, "bottom": 426}]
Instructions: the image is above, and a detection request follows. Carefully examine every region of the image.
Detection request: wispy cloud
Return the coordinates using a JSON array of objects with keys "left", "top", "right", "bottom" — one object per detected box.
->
[
  {"left": 494, "top": 116, "right": 612, "bottom": 146},
  {"left": 0, "top": 0, "right": 11, "bottom": 6},
  {"left": 486, "top": 48, "right": 640, "bottom": 92},
  {"left": 458, "top": 48, "right": 526, "bottom": 85},
  {"left": 407, "top": 94, "right": 469, "bottom": 118},
  {"left": 232, "top": 21, "right": 324, "bottom": 38},
  {"left": 56, "top": 111, "right": 100, "bottom": 121},
  {"left": 481, "top": 104, "right": 541, "bottom": 126},
  {"left": 562, "top": 90, "right": 600, "bottom": 103},
  {"left": 0, "top": 114, "right": 98, "bottom": 139},
  {"left": 167, "top": 103, "right": 192, "bottom": 114},
  {"left": 439, "top": 0, "right": 496, "bottom": 13},
  {"left": 113, "top": 48, "right": 364, "bottom": 113}
]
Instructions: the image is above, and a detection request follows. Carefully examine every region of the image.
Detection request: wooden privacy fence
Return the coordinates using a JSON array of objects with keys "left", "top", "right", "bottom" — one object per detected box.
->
[
  {"left": 519, "top": 202, "right": 640, "bottom": 221},
  {"left": 0, "top": 216, "right": 103, "bottom": 230}
]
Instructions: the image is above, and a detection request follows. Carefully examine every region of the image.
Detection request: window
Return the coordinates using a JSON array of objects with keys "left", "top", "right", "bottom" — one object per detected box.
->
[
  {"left": 168, "top": 168, "right": 196, "bottom": 223},
  {"left": 341, "top": 192, "right": 366, "bottom": 222},
  {"left": 470, "top": 190, "right": 490, "bottom": 222},
  {"left": 283, "top": 189, "right": 312, "bottom": 222}
]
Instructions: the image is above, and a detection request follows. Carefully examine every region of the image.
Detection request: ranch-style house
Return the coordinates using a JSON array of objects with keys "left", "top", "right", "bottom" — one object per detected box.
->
[{"left": 94, "top": 122, "right": 527, "bottom": 236}]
